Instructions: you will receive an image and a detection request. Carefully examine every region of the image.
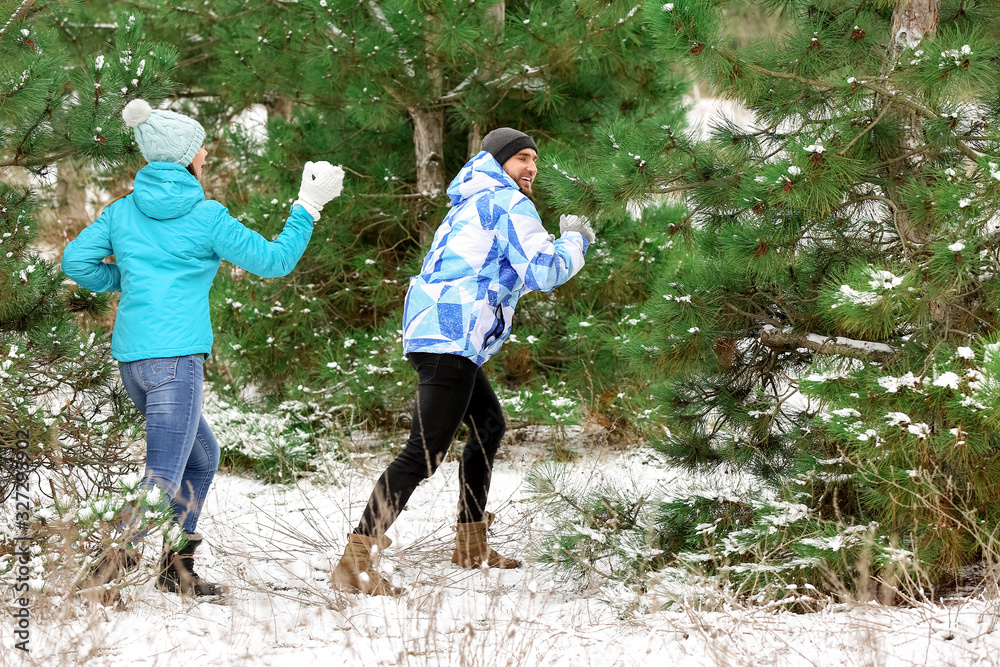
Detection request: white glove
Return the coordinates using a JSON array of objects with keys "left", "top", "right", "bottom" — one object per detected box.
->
[
  {"left": 294, "top": 161, "right": 344, "bottom": 221},
  {"left": 559, "top": 214, "right": 595, "bottom": 244}
]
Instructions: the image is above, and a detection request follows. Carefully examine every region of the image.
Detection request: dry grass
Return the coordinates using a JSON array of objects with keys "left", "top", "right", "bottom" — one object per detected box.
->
[{"left": 6, "top": 441, "right": 1000, "bottom": 666}]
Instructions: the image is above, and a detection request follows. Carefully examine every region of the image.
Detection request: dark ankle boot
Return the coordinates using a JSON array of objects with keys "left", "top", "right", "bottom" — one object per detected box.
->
[
  {"left": 79, "top": 548, "right": 142, "bottom": 591},
  {"left": 156, "top": 532, "right": 228, "bottom": 596}
]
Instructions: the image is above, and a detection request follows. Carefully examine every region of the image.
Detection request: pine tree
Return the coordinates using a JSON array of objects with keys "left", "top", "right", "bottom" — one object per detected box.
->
[
  {"left": 1, "top": 5, "right": 176, "bottom": 498},
  {"left": 544, "top": 0, "right": 1000, "bottom": 600},
  {"left": 101, "top": 0, "right": 682, "bottom": 439}
]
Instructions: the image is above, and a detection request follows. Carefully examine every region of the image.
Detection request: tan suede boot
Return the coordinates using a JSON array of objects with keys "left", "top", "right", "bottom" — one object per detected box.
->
[
  {"left": 331, "top": 533, "right": 403, "bottom": 596},
  {"left": 451, "top": 515, "right": 521, "bottom": 569}
]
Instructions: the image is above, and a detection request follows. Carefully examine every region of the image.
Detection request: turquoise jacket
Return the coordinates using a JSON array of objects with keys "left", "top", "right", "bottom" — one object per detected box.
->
[{"left": 62, "top": 162, "right": 313, "bottom": 362}]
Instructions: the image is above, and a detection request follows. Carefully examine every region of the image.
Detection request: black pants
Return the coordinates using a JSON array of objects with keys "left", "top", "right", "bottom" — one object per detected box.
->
[{"left": 355, "top": 352, "right": 506, "bottom": 536}]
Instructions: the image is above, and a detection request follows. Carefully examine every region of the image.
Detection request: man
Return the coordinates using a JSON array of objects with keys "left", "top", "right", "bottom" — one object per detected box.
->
[{"left": 332, "top": 128, "right": 595, "bottom": 595}]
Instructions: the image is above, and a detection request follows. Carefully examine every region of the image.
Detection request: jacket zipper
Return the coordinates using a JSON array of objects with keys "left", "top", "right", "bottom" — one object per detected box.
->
[{"left": 483, "top": 304, "right": 505, "bottom": 348}]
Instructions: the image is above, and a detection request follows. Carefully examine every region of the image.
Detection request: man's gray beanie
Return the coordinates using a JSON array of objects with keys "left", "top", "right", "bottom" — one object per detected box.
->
[{"left": 481, "top": 128, "right": 537, "bottom": 166}]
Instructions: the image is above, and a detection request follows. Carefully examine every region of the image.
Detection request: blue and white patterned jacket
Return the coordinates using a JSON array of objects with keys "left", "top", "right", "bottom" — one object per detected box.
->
[{"left": 402, "top": 151, "right": 589, "bottom": 366}]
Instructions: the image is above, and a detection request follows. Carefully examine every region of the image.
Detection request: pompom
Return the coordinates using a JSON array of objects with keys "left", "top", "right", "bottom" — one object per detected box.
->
[{"left": 121, "top": 99, "right": 152, "bottom": 128}]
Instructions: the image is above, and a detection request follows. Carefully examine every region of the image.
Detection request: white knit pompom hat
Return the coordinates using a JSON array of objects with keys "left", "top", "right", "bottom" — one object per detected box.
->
[{"left": 122, "top": 99, "right": 206, "bottom": 166}]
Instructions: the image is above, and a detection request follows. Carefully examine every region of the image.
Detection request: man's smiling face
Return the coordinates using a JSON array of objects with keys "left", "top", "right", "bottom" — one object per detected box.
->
[{"left": 502, "top": 148, "right": 538, "bottom": 195}]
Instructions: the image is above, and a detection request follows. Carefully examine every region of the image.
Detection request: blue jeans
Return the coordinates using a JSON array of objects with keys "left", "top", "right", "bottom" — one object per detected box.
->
[{"left": 119, "top": 355, "right": 220, "bottom": 534}]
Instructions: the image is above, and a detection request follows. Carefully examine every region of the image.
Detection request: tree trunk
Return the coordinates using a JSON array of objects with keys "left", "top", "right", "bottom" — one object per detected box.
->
[
  {"left": 468, "top": 1, "right": 505, "bottom": 159},
  {"left": 411, "top": 11, "right": 448, "bottom": 246},
  {"left": 881, "top": 0, "right": 941, "bottom": 250},
  {"left": 889, "top": 0, "right": 939, "bottom": 59},
  {"left": 486, "top": 0, "right": 505, "bottom": 41},
  {"left": 410, "top": 106, "right": 445, "bottom": 245},
  {"left": 55, "top": 156, "right": 91, "bottom": 227},
  {"left": 467, "top": 124, "right": 483, "bottom": 160},
  {"left": 265, "top": 96, "right": 293, "bottom": 122},
  {"left": 410, "top": 107, "right": 445, "bottom": 197}
]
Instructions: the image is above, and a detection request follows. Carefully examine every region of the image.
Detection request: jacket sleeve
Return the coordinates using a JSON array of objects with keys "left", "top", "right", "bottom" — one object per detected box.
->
[
  {"left": 500, "top": 194, "right": 588, "bottom": 293},
  {"left": 61, "top": 209, "right": 121, "bottom": 292},
  {"left": 210, "top": 204, "right": 314, "bottom": 278}
]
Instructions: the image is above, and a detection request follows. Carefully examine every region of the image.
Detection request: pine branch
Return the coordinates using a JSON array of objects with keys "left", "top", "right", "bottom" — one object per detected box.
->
[
  {"left": 656, "top": 181, "right": 708, "bottom": 195},
  {"left": 724, "top": 302, "right": 785, "bottom": 328},
  {"left": 121, "top": 1, "right": 225, "bottom": 20},
  {"left": 721, "top": 52, "right": 838, "bottom": 90},
  {"left": 0, "top": 149, "right": 75, "bottom": 169},
  {"left": 0, "top": 0, "right": 33, "bottom": 42},
  {"left": 354, "top": 192, "right": 429, "bottom": 199},
  {"left": 870, "top": 144, "right": 934, "bottom": 169},
  {"left": 836, "top": 103, "right": 894, "bottom": 157},
  {"left": 759, "top": 326, "right": 894, "bottom": 363},
  {"left": 440, "top": 64, "right": 548, "bottom": 103},
  {"left": 862, "top": 83, "right": 939, "bottom": 122},
  {"left": 365, "top": 0, "right": 394, "bottom": 35},
  {"left": 719, "top": 55, "right": 983, "bottom": 164}
]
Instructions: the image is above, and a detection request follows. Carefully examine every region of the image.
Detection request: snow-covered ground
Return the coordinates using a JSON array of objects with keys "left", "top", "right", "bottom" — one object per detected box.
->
[{"left": 4, "top": 443, "right": 1000, "bottom": 667}]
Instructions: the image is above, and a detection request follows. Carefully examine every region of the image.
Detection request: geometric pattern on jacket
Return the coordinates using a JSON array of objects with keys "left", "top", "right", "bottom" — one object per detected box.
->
[{"left": 402, "top": 150, "right": 589, "bottom": 366}]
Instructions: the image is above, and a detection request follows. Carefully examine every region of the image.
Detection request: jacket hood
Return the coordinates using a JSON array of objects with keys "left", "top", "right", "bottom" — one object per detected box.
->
[
  {"left": 132, "top": 162, "right": 205, "bottom": 220},
  {"left": 447, "top": 151, "right": 520, "bottom": 207}
]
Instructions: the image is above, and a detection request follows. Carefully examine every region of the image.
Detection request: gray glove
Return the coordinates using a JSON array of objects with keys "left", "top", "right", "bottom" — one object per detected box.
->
[
  {"left": 294, "top": 161, "right": 344, "bottom": 221},
  {"left": 559, "top": 214, "right": 595, "bottom": 244}
]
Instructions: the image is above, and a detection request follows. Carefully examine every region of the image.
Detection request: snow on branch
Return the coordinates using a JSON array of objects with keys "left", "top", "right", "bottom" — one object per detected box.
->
[
  {"left": 0, "top": 0, "right": 33, "bottom": 40},
  {"left": 760, "top": 326, "right": 894, "bottom": 363},
  {"left": 441, "top": 64, "right": 545, "bottom": 102},
  {"left": 326, "top": 21, "right": 346, "bottom": 39},
  {"left": 367, "top": 0, "right": 394, "bottom": 35}
]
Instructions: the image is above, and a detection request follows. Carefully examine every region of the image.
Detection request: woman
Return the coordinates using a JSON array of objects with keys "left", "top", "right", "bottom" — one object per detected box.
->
[
  {"left": 331, "top": 127, "right": 594, "bottom": 595},
  {"left": 63, "top": 99, "right": 344, "bottom": 596}
]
